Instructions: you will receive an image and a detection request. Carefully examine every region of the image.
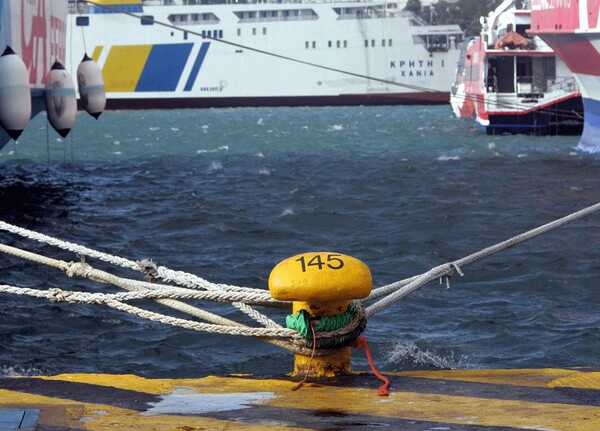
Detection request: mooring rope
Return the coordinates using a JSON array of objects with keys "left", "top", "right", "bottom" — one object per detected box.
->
[
  {"left": 365, "top": 202, "right": 600, "bottom": 316},
  {"left": 0, "top": 202, "right": 597, "bottom": 352}
]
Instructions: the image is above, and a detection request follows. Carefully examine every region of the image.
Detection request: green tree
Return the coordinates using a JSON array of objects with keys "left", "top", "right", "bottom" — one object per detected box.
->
[
  {"left": 404, "top": 0, "right": 422, "bottom": 15},
  {"left": 420, "top": 0, "right": 504, "bottom": 36}
]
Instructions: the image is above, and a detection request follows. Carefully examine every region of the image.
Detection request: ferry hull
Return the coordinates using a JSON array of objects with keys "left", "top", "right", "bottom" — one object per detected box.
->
[
  {"left": 530, "top": 1, "right": 600, "bottom": 152},
  {"left": 66, "top": 2, "right": 463, "bottom": 109},
  {"left": 1, "top": 369, "right": 600, "bottom": 430},
  {"left": 101, "top": 91, "right": 450, "bottom": 110},
  {"left": 533, "top": 33, "right": 600, "bottom": 152},
  {"left": 482, "top": 96, "right": 584, "bottom": 135},
  {"left": 450, "top": 4, "right": 583, "bottom": 137}
]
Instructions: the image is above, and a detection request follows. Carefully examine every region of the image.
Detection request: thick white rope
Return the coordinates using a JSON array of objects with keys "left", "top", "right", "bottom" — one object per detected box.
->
[
  {"left": 0, "top": 221, "right": 261, "bottom": 295},
  {"left": 0, "top": 242, "right": 320, "bottom": 354},
  {"left": 365, "top": 202, "right": 600, "bottom": 316},
  {"left": 0, "top": 283, "right": 297, "bottom": 338},
  {"left": 0, "top": 202, "right": 597, "bottom": 350}
]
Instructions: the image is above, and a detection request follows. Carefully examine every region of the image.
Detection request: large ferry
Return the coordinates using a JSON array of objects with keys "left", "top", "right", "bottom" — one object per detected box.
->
[
  {"left": 450, "top": 0, "right": 583, "bottom": 135},
  {"left": 530, "top": 0, "right": 600, "bottom": 152},
  {"left": 65, "top": 0, "right": 463, "bottom": 109}
]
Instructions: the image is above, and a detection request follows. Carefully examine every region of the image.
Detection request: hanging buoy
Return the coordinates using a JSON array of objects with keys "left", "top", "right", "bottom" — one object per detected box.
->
[
  {"left": 0, "top": 47, "right": 32, "bottom": 140},
  {"left": 45, "top": 61, "right": 77, "bottom": 137},
  {"left": 77, "top": 53, "right": 106, "bottom": 119}
]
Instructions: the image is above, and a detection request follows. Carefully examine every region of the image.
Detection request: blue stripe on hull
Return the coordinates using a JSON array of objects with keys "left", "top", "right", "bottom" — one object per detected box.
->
[
  {"left": 184, "top": 42, "right": 210, "bottom": 92},
  {"left": 579, "top": 97, "right": 600, "bottom": 153},
  {"left": 136, "top": 44, "right": 193, "bottom": 92}
]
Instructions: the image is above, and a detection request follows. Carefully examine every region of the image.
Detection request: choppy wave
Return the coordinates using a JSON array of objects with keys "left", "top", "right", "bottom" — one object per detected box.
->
[{"left": 0, "top": 105, "right": 597, "bottom": 378}]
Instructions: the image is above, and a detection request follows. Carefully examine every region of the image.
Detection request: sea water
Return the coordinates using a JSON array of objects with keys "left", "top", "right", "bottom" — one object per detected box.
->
[{"left": 0, "top": 105, "right": 598, "bottom": 378}]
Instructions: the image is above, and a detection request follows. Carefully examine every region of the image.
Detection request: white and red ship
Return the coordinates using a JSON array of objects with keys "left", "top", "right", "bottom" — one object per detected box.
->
[
  {"left": 0, "top": 0, "right": 105, "bottom": 151},
  {"left": 530, "top": 0, "right": 600, "bottom": 152},
  {"left": 451, "top": 0, "right": 583, "bottom": 135}
]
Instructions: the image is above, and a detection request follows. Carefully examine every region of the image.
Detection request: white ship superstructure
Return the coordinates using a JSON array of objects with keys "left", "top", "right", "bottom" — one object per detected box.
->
[{"left": 66, "top": 0, "right": 463, "bottom": 109}]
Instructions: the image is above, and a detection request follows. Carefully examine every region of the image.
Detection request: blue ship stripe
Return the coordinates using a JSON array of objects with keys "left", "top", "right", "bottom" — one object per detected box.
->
[
  {"left": 580, "top": 97, "right": 600, "bottom": 153},
  {"left": 184, "top": 42, "right": 210, "bottom": 92},
  {"left": 135, "top": 43, "right": 193, "bottom": 92}
]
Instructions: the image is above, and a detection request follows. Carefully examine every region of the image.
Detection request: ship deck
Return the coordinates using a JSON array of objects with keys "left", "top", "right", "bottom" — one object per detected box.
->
[{"left": 1, "top": 368, "right": 599, "bottom": 430}]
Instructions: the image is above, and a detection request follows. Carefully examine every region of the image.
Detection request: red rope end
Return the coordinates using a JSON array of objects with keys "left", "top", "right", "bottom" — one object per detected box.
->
[{"left": 354, "top": 336, "right": 390, "bottom": 396}]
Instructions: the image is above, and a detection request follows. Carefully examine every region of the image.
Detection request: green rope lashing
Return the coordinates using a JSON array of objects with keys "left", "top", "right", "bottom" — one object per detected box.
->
[{"left": 286, "top": 304, "right": 356, "bottom": 340}]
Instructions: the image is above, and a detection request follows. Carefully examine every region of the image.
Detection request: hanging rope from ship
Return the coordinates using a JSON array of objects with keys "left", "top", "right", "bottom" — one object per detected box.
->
[
  {"left": 79, "top": 1, "right": 583, "bottom": 123},
  {"left": 0, "top": 202, "right": 598, "bottom": 356}
]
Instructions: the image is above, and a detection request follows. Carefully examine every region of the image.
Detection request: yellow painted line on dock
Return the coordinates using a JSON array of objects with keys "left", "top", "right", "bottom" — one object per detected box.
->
[
  {"left": 1, "top": 369, "right": 600, "bottom": 430},
  {"left": 400, "top": 367, "right": 583, "bottom": 388}
]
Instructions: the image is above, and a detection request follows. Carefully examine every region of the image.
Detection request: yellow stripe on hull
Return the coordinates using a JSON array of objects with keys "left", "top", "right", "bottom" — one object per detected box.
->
[
  {"left": 1, "top": 369, "right": 600, "bottom": 430},
  {"left": 91, "top": 0, "right": 142, "bottom": 5},
  {"left": 91, "top": 46, "right": 104, "bottom": 63},
  {"left": 102, "top": 45, "right": 152, "bottom": 92}
]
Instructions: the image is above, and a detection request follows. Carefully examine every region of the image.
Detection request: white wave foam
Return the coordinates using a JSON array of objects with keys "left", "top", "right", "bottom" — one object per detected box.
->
[
  {"left": 437, "top": 155, "right": 460, "bottom": 161},
  {"left": 328, "top": 124, "right": 344, "bottom": 131},
  {"left": 208, "top": 161, "right": 223, "bottom": 171},
  {"left": 386, "top": 341, "right": 473, "bottom": 370},
  {"left": 197, "top": 146, "right": 229, "bottom": 154},
  {"left": 0, "top": 364, "right": 45, "bottom": 377},
  {"left": 279, "top": 208, "right": 295, "bottom": 217},
  {"left": 258, "top": 168, "right": 271, "bottom": 175},
  {"left": 577, "top": 141, "right": 600, "bottom": 153}
]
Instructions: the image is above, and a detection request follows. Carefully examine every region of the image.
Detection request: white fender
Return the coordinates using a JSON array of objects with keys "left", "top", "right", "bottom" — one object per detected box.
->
[
  {"left": 0, "top": 47, "right": 32, "bottom": 140},
  {"left": 45, "top": 61, "right": 77, "bottom": 137},
  {"left": 77, "top": 53, "right": 106, "bottom": 119}
]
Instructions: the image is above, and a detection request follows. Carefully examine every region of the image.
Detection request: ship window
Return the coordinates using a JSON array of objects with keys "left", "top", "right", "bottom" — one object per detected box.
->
[
  {"left": 141, "top": 15, "right": 154, "bottom": 26},
  {"left": 371, "top": 39, "right": 375, "bottom": 47},
  {"left": 496, "top": 56, "right": 515, "bottom": 93},
  {"left": 344, "top": 40, "right": 347, "bottom": 48},
  {"left": 305, "top": 41, "right": 309, "bottom": 49},
  {"left": 184, "top": 31, "right": 188, "bottom": 40},
  {"left": 329, "top": 41, "right": 333, "bottom": 48},
  {"left": 263, "top": 27, "right": 267, "bottom": 35},
  {"left": 382, "top": 39, "right": 386, "bottom": 47},
  {"left": 219, "top": 30, "right": 223, "bottom": 38},
  {"left": 76, "top": 16, "right": 89, "bottom": 27},
  {"left": 312, "top": 41, "right": 316, "bottom": 48},
  {"left": 389, "top": 39, "right": 392, "bottom": 46},
  {"left": 337, "top": 40, "right": 340, "bottom": 48},
  {"left": 253, "top": 27, "right": 256, "bottom": 35},
  {"left": 364, "top": 39, "right": 368, "bottom": 47},
  {"left": 237, "top": 28, "right": 241, "bottom": 36}
]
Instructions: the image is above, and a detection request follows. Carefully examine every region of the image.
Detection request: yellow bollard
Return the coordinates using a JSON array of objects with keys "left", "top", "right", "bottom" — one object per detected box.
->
[{"left": 269, "top": 252, "right": 372, "bottom": 377}]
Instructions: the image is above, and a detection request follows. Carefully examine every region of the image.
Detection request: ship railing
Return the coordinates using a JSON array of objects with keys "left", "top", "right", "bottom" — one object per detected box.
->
[
  {"left": 513, "top": 75, "right": 578, "bottom": 97},
  {"left": 140, "top": 0, "right": 389, "bottom": 5},
  {"left": 546, "top": 76, "right": 579, "bottom": 94}
]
